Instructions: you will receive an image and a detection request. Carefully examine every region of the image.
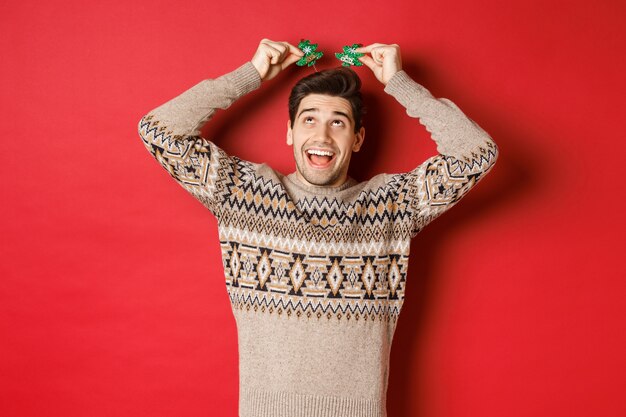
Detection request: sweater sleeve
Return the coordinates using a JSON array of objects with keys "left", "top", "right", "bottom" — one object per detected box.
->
[
  {"left": 384, "top": 71, "right": 499, "bottom": 237},
  {"left": 137, "top": 62, "right": 262, "bottom": 216}
]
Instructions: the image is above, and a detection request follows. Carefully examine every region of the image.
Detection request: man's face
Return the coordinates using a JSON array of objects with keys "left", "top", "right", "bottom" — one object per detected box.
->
[{"left": 287, "top": 94, "right": 365, "bottom": 187}]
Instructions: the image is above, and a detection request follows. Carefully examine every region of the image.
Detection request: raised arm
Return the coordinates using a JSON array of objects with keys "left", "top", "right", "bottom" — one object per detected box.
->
[
  {"left": 358, "top": 43, "right": 499, "bottom": 235},
  {"left": 137, "top": 39, "right": 302, "bottom": 215}
]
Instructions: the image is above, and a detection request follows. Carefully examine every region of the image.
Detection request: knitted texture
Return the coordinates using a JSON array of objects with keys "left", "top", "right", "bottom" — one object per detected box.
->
[{"left": 138, "top": 62, "right": 498, "bottom": 417}]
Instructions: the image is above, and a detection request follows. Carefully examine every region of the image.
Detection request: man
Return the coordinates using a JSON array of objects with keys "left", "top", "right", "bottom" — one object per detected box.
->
[{"left": 138, "top": 39, "right": 498, "bottom": 417}]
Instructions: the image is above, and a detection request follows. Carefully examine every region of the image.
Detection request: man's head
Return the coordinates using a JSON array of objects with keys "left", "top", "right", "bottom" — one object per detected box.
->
[{"left": 286, "top": 68, "right": 365, "bottom": 187}]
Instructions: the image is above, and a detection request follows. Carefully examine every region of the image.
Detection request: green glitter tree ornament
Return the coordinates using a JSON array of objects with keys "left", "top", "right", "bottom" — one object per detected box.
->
[
  {"left": 335, "top": 44, "right": 364, "bottom": 67},
  {"left": 296, "top": 39, "right": 324, "bottom": 67}
]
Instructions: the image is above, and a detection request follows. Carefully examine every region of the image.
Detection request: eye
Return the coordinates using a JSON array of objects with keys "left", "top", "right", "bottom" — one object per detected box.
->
[
  {"left": 331, "top": 120, "right": 345, "bottom": 127},
  {"left": 303, "top": 116, "right": 314, "bottom": 124}
]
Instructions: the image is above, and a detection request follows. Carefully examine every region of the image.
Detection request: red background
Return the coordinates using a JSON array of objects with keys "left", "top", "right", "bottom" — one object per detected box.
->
[{"left": 2, "top": 1, "right": 625, "bottom": 416}]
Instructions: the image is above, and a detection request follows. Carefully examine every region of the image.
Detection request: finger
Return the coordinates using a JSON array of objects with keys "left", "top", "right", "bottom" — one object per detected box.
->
[
  {"left": 268, "top": 42, "right": 300, "bottom": 63},
  {"left": 266, "top": 49, "right": 279, "bottom": 64},
  {"left": 368, "top": 48, "right": 383, "bottom": 64},
  {"left": 281, "top": 52, "right": 302, "bottom": 69},
  {"left": 273, "top": 42, "right": 288, "bottom": 57},
  {"left": 285, "top": 42, "right": 304, "bottom": 57},
  {"left": 262, "top": 45, "right": 282, "bottom": 64},
  {"left": 356, "top": 43, "right": 386, "bottom": 54},
  {"left": 358, "top": 54, "right": 378, "bottom": 71},
  {"left": 260, "top": 40, "right": 286, "bottom": 59}
]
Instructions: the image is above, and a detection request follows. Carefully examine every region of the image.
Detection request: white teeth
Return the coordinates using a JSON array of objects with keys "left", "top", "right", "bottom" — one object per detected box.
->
[{"left": 307, "top": 149, "right": 334, "bottom": 156}]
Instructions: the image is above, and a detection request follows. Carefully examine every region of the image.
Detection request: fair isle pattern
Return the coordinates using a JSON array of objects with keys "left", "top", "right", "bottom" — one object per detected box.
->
[
  {"left": 138, "top": 67, "right": 499, "bottom": 324},
  {"left": 138, "top": 115, "right": 215, "bottom": 188},
  {"left": 139, "top": 115, "right": 497, "bottom": 322},
  {"left": 222, "top": 242, "right": 408, "bottom": 322},
  {"left": 404, "top": 141, "right": 498, "bottom": 233},
  {"left": 222, "top": 175, "right": 416, "bottom": 242},
  {"left": 138, "top": 114, "right": 251, "bottom": 215},
  {"left": 139, "top": 115, "right": 497, "bottom": 236}
]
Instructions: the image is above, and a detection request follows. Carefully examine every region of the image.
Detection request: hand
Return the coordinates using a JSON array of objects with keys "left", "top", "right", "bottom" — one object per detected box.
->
[
  {"left": 356, "top": 43, "right": 402, "bottom": 85},
  {"left": 251, "top": 39, "right": 303, "bottom": 82}
]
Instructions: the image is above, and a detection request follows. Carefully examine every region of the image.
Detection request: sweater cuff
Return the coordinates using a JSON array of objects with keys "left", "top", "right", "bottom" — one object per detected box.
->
[
  {"left": 226, "top": 62, "right": 262, "bottom": 97},
  {"left": 384, "top": 70, "right": 429, "bottom": 109}
]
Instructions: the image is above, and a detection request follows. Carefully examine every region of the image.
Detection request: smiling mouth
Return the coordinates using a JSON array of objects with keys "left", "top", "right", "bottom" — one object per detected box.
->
[{"left": 306, "top": 148, "right": 336, "bottom": 168}]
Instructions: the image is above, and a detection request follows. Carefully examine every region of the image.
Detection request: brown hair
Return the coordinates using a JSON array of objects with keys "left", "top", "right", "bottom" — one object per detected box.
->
[{"left": 288, "top": 67, "right": 365, "bottom": 132}]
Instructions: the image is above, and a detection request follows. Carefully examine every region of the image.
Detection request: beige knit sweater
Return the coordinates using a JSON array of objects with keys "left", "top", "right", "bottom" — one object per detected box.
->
[{"left": 138, "top": 62, "right": 498, "bottom": 417}]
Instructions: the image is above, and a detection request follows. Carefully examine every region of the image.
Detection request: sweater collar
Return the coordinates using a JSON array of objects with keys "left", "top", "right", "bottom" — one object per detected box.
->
[{"left": 285, "top": 172, "right": 358, "bottom": 195}]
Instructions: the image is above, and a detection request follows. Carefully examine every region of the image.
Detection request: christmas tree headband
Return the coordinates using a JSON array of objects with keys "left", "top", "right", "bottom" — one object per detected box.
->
[{"left": 297, "top": 40, "right": 365, "bottom": 70}]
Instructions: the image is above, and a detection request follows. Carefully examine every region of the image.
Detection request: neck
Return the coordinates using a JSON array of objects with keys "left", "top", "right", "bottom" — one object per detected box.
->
[{"left": 288, "top": 172, "right": 356, "bottom": 193}]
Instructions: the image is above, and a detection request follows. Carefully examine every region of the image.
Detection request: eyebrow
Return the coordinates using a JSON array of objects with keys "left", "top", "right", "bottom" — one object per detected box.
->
[{"left": 298, "top": 108, "right": 352, "bottom": 121}]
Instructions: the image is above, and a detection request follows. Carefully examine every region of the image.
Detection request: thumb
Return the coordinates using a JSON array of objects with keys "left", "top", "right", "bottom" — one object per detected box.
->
[
  {"left": 281, "top": 53, "right": 302, "bottom": 70},
  {"left": 358, "top": 55, "right": 378, "bottom": 71}
]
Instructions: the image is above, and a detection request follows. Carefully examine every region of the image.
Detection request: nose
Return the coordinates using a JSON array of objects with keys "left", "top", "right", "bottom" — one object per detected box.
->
[{"left": 314, "top": 124, "right": 332, "bottom": 143}]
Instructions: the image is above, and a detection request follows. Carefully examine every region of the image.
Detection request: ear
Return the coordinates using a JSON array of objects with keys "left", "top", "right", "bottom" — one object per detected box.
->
[
  {"left": 286, "top": 120, "right": 293, "bottom": 146},
  {"left": 352, "top": 127, "right": 365, "bottom": 152}
]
